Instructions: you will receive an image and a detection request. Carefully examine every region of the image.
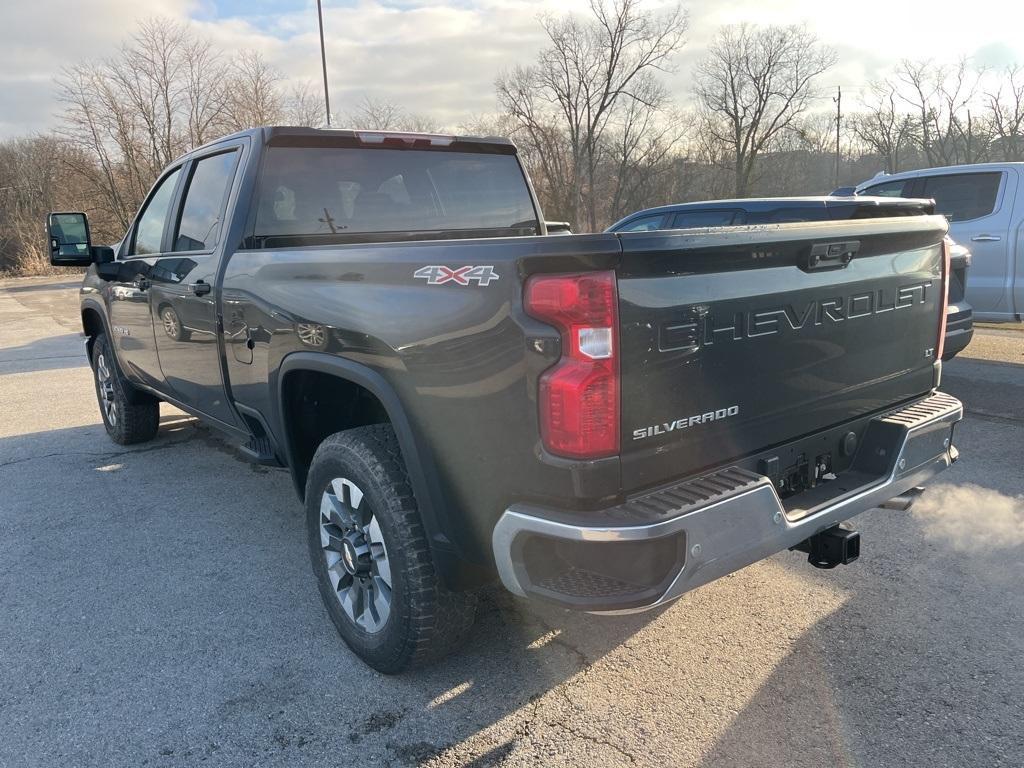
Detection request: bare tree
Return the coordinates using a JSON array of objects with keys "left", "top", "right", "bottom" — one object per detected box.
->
[
  {"left": 224, "top": 50, "right": 283, "bottom": 129},
  {"left": 604, "top": 74, "right": 687, "bottom": 222},
  {"left": 694, "top": 24, "right": 836, "bottom": 197},
  {"left": 894, "top": 58, "right": 990, "bottom": 166},
  {"left": 56, "top": 19, "right": 287, "bottom": 229},
  {"left": 182, "top": 35, "right": 231, "bottom": 146},
  {"left": 345, "top": 95, "right": 439, "bottom": 132},
  {"left": 493, "top": 68, "right": 576, "bottom": 222},
  {"left": 986, "top": 65, "right": 1024, "bottom": 161},
  {"left": 850, "top": 82, "right": 918, "bottom": 173},
  {"left": 498, "top": 0, "right": 687, "bottom": 231},
  {"left": 347, "top": 95, "right": 404, "bottom": 130},
  {"left": 284, "top": 82, "right": 329, "bottom": 128},
  {"left": 0, "top": 137, "right": 101, "bottom": 274}
]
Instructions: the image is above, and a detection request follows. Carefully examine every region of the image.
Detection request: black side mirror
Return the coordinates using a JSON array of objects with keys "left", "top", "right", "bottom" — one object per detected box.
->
[{"left": 47, "top": 212, "right": 94, "bottom": 267}]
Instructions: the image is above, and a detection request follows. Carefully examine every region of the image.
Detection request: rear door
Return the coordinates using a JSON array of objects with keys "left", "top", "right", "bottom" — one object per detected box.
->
[
  {"left": 148, "top": 145, "right": 243, "bottom": 427},
  {"left": 616, "top": 217, "right": 948, "bottom": 490},
  {"left": 916, "top": 170, "right": 1013, "bottom": 318}
]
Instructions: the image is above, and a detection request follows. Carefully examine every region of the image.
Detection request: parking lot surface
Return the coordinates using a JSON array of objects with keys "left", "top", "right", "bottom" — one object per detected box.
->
[{"left": 1, "top": 275, "right": 1022, "bottom": 767}]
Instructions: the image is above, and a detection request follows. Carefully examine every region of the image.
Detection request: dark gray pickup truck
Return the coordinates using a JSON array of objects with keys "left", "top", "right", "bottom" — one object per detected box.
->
[{"left": 47, "top": 127, "right": 962, "bottom": 672}]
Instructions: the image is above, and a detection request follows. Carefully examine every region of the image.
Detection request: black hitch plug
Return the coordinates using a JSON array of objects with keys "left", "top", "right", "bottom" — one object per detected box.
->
[{"left": 791, "top": 523, "right": 860, "bottom": 569}]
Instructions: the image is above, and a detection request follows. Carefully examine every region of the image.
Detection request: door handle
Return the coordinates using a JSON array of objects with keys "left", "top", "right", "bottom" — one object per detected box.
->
[
  {"left": 971, "top": 234, "right": 1002, "bottom": 242},
  {"left": 189, "top": 281, "right": 212, "bottom": 296}
]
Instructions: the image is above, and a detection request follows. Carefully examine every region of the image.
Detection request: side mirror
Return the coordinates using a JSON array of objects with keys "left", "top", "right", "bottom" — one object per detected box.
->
[
  {"left": 47, "top": 212, "right": 94, "bottom": 267},
  {"left": 545, "top": 220, "right": 573, "bottom": 235}
]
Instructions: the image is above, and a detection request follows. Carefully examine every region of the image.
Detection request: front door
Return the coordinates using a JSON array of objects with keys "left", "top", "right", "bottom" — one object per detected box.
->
[
  {"left": 149, "top": 147, "right": 242, "bottom": 428},
  {"left": 105, "top": 166, "right": 184, "bottom": 387}
]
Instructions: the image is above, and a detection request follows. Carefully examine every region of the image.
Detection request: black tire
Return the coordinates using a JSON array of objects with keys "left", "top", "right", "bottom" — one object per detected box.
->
[
  {"left": 305, "top": 425, "right": 476, "bottom": 673},
  {"left": 90, "top": 332, "right": 160, "bottom": 445}
]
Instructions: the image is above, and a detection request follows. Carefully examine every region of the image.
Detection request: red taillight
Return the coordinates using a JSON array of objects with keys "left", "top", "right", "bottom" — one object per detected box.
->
[
  {"left": 525, "top": 271, "right": 619, "bottom": 458},
  {"left": 936, "top": 237, "right": 952, "bottom": 361}
]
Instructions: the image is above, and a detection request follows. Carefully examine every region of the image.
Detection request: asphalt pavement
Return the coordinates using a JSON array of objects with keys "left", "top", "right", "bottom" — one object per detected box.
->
[{"left": 1, "top": 275, "right": 1022, "bottom": 767}]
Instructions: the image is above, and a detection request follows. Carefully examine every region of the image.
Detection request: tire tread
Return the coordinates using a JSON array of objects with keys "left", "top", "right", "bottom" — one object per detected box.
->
[{"left": 307, "top": 425, "right": 475, "bottom": 672}]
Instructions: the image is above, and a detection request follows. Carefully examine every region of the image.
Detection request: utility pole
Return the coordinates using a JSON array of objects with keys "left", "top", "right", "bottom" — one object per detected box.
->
[
  {"left": 833, "top": 85, "right": 842, "bottom": 188},
  {"left": 316, "top": 0, "right": 332, "bottom": 126}
]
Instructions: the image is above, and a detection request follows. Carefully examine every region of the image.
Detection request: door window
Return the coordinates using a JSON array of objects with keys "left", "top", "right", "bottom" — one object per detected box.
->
[
  {"left": 131, "top": 168, "right": 182, "bottom": 255},
  {"left": 173, "top": 151, "right": 239, "bottom": 252},
  {"left": 746, "top": 207, "right": 829, "bottom": 224},
  {"left": 860, "top": 179, "right": 910, "bottom": 198},
  {"left": 617, "top": 214, "right": 665, "bottom": 232},
  {"left": 671, "top": 210, "right": 742, "bottom": 228},
  {"left": 919, "top": 172, "right": 1002, "bottom": 222}
]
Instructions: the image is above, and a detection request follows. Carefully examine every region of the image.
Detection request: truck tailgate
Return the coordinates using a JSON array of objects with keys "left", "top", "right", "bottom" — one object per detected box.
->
[{"left": 617, "top": 217, "right": 948, "bottom": 490}]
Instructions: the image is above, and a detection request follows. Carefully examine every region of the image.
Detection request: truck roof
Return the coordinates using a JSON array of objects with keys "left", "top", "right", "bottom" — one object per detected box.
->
[
  {"left": 855, "top": 162, "right": 1024, "bottom": 190},
  {"left": 191, "top": 126, "right": 517, "bottom": 156},
  {"left": 607, "top": 196, "right": 935, "bottom": 231}
]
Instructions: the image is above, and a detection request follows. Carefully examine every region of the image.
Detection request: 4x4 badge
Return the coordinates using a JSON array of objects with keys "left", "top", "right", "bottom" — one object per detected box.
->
[{"left": 414, "top": 265, "right": 499, "bottom": 286}]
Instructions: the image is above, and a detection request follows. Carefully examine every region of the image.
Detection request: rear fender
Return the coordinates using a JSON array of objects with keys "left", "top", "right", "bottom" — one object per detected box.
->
[{"left": 275, "top": 352, "right": 482, "bottom": 588}]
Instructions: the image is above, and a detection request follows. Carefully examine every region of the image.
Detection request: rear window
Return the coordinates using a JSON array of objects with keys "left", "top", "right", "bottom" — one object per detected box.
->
[{"left": 254, "top": 146, "right": 538, "bottom": 243}]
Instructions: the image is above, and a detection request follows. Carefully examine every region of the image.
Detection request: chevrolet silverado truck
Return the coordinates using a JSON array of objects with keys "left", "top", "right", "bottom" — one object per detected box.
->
[{"left": 47, "top": 127, "right": 963, "bottom": 673}]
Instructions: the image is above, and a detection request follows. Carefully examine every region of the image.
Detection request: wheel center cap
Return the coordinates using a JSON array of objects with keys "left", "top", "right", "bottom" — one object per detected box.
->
[{"left": 340, "top": 531, "right": 371, "bottom": 576}]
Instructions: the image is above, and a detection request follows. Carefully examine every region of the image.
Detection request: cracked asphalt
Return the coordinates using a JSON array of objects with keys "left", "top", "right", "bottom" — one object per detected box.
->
[{"left": 1, "top": 275, "right": 1023, "bottom": 767}]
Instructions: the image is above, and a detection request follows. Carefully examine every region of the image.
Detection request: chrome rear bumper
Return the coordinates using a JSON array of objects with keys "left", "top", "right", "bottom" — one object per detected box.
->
[{"left": 492, "top": 392, "right": 962, "bottom": 613}]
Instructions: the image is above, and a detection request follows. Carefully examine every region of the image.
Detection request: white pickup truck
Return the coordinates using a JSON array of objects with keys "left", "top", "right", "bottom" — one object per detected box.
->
[{"left": 856, "top": 163, "right": 1024, "bottom": 322}]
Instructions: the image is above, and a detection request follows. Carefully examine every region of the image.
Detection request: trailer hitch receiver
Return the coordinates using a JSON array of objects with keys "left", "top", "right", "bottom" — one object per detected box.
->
[{"left": 791, "top": 523, "right": 860, "bottom": 569}]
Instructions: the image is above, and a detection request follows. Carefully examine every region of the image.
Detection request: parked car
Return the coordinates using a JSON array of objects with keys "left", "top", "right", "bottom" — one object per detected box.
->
[
  {"left": 853, "top": 164, "right": 1024, "bottom": 322},
  {"left": 607, "top": 197, "right": 973, "bottom": 360},
  {"left": 46, "top": 128, "right": 962, "bottom": 672}
]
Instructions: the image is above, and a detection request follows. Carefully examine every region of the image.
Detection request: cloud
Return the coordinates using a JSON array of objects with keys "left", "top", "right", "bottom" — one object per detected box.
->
[
  {"left": 0, "top": 0, "right": 195, "bottom": 136},
  {"left": 2, "top": 0, "right": 1023, "bottom": 138},
  {"left": 912, "top": 483, "right": 1024, "bottom": 554}
]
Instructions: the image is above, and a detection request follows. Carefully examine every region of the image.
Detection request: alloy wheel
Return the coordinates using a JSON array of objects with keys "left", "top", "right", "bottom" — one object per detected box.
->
[
  {"left": 95, "top": 352, "right": 117, "bottom": 426},
  {"left": 319, "top": 477, "right": 392, "bottom": 633},
  {"left": 162, "top": 308, "right": 180, "bottom": 339}
]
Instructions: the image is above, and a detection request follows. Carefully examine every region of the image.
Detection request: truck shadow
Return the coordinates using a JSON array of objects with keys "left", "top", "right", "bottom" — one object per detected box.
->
[{"left": 0, "top": 415, "right": 657, "bottom": 767}]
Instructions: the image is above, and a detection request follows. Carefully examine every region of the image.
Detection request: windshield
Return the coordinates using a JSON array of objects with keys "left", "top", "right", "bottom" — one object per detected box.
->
[{"left": 254, "top": 146, "right": 538, "bottom": 243}]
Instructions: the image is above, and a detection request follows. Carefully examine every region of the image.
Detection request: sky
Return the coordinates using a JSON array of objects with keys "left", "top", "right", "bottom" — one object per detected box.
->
[{"left": 2, "top": 0, "right": 1023, "bottom": 138}]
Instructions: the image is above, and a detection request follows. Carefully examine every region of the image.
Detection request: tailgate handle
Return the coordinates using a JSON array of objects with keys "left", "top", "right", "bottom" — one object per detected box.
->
[{"left": 804, "top": 241, "right": 859, "bottom": 271}]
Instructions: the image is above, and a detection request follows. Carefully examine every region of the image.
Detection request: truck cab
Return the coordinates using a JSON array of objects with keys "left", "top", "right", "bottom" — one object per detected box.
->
[{"left": 856, "top": 163, "right": 1024, "bottom": 322}]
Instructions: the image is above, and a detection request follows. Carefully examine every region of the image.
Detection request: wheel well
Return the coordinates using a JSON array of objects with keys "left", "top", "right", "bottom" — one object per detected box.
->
[
  {"left": 281, "top": 369, "right": 391, "bottom": 493},
  {"left": 81, "top": 307, "right": 104, "bottom": 359}
]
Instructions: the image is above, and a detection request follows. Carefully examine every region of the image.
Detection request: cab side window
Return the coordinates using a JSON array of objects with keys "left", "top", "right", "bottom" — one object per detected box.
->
[
  {"left": 618, "top": 213, "right": 665, "bottom": 232},
  {"left": 173, "top": 151, "right": 240, "bottom": 252},
  {"left": 919, "top": 172, "right": 1002, "bottom": 222},
  {"left": 861, "top": 179, "right": 909, "bottom": 198},
  {"left": 131, "top": 168, "right": 182, "bottom": 256},
  {"left": 671, "top": 210, "right": 742, "bottom": 228}
]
